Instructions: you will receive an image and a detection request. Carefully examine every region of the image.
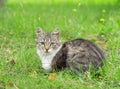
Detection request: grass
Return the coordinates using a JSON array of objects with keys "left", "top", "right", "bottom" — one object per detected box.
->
[{"left": 0, "top": 0, "right": 120, "bottom": 89}]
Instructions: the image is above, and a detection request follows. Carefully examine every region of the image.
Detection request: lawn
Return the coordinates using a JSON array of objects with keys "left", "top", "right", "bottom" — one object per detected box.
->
[{"left": 0, "top": 0, "right": 120, "bottom": 89}]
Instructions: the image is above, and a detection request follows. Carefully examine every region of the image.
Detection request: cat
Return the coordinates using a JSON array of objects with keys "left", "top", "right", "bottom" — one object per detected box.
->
[{"left": 36, "top": 28, "right": 106, "bottom": 75}]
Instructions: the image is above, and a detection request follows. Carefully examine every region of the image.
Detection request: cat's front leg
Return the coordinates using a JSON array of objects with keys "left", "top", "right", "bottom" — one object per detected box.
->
[
  {"left": 67, "top": 56, "right": 90, "bottom": 75},
  {"left": 67, "top": 59, "right": 81, "bottom": 75}
]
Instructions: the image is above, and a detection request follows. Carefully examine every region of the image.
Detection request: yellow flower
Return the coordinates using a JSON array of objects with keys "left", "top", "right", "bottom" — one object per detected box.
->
[
  {"left": 38, "top": 17, "right": 40, "bottom": 20},
  {"left": 68, "top": 19, "right": 72, "bottom": 23},
  {"left": 29, "top": 71, "right": 37, "bottom": 78},
  {"left": 100, "top": 18, "right": 105, "bottom": 22},
  {"left": 99, "top": 76, "right": 103, "bottom": 79},
  {"left": 72, "top": 8, "right": 77, "bottom": 12},
  {"left": 48, "top": 73, "right": 56, "bottom": 80},
  {"left": 78, "top": 3, "right": 81, "bottom": 6},
  {"left": 102, "top": 9, "right": 106, "bottom": 13}
]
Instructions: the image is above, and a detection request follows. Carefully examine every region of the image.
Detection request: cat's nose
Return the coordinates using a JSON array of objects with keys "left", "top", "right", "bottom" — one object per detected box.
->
[{"left": 45, "top": 46, "right": 50, "bottom": 52}]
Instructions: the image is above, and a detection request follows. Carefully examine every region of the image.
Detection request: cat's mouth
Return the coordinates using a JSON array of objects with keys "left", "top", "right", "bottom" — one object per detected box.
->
[
  {"left": 45, "top": 49, "right": 49, "bottom": 53},
  {"left": 44, "top": 49, "right": 53, "bottom": 54},
  {"left": 45, "top": 51, "right": 49, "bottom": 53},
  {"left": 45, "top": 50, "right": 51, "bottom": 54}
]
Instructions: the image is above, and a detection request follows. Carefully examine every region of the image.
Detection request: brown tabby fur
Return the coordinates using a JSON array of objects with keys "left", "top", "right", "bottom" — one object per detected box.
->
[{"left": 36, "top": 28, "right": 106, "bottom": 74}]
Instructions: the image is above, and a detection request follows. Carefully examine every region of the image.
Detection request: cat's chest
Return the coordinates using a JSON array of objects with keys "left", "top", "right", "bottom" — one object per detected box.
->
[
  {"left": 37, "top": 50, "right": 55, "bottom": 71},
  {"left": 41, "top": 54, "right": 55, "bottom": 71},
  {"left": 37, "top": 45, "right": 62, "bottom": 71}
]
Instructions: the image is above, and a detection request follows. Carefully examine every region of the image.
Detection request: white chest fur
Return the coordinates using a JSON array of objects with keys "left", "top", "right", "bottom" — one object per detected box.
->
[{"left": 37, "top": 45, "right": 62, "bottom": 71}]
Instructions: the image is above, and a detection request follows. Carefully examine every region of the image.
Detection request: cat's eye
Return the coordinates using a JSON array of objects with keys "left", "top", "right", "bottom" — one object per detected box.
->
[
  {"left": 40, "top": 42, "right": 45, "bottom": 45},
  {"left": 51, "top": 42, "right": 55, "bottom": 45}
]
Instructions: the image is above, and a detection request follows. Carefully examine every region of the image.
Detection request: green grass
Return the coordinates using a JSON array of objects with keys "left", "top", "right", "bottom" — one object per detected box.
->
[{"left": 0, "top": 0, "right": 120, "bottom": 89}]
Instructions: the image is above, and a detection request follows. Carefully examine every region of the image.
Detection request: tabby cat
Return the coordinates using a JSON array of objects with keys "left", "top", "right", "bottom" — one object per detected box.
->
[{"left": 36, "top": 28, "right": 106, "bottom": 74}]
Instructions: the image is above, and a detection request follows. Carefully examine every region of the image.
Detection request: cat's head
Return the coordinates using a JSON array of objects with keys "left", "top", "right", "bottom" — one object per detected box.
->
[{"left": 36, "top": 28, "right": 62, "bottom": 53}]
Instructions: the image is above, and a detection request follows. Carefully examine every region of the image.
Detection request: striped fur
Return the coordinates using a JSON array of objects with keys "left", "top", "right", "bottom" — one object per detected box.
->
[{"left": 36, "top": 28, "right": 106, "bottom": 74}]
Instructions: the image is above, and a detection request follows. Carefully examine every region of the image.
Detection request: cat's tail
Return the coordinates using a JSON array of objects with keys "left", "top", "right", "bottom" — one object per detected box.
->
[{"left": 85, "top": 39, "right": 106, "bottom": 67}]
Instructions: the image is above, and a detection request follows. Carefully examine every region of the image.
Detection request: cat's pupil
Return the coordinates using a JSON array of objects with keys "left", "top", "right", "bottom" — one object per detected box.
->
[
  {"left": 51, "top": 42, "right": 55, "bottom": 45},
  {"left": 40, "top": 42, "right": 45, "bottom": 45}
]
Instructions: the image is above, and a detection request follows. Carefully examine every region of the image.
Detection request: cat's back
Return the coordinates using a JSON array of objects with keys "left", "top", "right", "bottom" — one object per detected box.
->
[
  {"left": 64, "top": 38, "right": 106, "bottom": 59},
  {"left": 63, "top": 38, "right": 106, "bottom": 73},
  {"left": 52, "top": 38, "right": 106, "bottom": 72}
]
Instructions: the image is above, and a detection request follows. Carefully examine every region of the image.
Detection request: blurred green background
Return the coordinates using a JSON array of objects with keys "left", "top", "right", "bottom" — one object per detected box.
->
[{"left": 0, "top": 0, "right": 120, "bottom": 89}]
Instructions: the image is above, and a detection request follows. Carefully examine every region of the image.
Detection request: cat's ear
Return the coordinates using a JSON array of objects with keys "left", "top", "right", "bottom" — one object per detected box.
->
[
  {"left": 52, "top": 28, "right": 59, "bottom": 35},
  {"left": 36, "top": 27, "right": 44, "bottom": 34},
  {"left": 52, "top": 28, "right": 60, "bottom": 40},
  {"left": 36, "top": 27, "right": 45, "bottom": 37}
]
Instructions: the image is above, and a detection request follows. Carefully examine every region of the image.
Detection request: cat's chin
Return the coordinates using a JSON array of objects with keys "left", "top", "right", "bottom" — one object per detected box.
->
[
  {"left": 44, "top": 49, "right": 55, "bottom": 54},
  {"left": 44, "top": 51, "right": 52, "bottom": 55},
  {"left": 45, "top": 51, "right": 49, "bottom": 53},
  {"left": 44, "top": 52, "right": 50, "bottom": 55}
]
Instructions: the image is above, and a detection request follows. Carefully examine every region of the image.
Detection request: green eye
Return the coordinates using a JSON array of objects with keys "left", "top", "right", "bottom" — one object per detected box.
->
[
  {"left": 40, "top": 42, "right": 45, "bottom": 45},
  {"left": 51, "top": 42, "right": 55, "bottom": 45}
]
